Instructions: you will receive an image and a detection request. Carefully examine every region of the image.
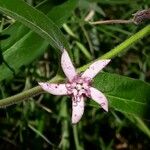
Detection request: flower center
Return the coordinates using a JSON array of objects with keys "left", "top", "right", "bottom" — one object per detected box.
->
[
  {"left": 76, "top": 84, "right": 82, "bottom": 90},
  {"left": 66, "top": 75, "right": 91, "bottom": 98}
]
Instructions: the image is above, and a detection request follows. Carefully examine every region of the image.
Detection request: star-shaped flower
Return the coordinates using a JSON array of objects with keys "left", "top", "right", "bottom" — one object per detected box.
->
[{"left": 39, "top": 49, "right": 111, "bottom": 124}]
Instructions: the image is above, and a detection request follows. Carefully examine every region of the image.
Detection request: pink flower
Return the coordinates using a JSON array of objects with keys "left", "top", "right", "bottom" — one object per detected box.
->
[{"left": 39, "top": 49, "right": 111, "bottom": 124}]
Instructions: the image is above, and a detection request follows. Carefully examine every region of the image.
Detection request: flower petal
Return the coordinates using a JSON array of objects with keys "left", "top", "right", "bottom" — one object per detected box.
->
[
  {"left": 90, "top": 87, "right": 108, "bottom": 111},
  {"left": 39, "top": 82, "right": 68, "bottom": 95},
  {"left": 72, "top": 96, "right": 85, "bottom": 124},
  {"left": 61, "top": 49, "right": 77, "bottom": 81},
  {"left": 82, "top": 59, "right": 111, "bottom": 79}
]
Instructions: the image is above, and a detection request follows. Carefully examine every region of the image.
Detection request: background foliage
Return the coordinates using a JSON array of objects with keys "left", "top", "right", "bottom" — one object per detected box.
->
[{"left": 0, "top": 0, "right": 150, "bottom": 149}]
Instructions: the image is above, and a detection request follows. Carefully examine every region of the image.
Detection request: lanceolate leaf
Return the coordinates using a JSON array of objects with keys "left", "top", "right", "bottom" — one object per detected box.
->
[
  {"left": 0, "top": 0, "right": 77, "bottom": 81},
  {"left": 0, "top": 0, "right": 69, "bottom": 50},
  {"left": 0, "top": 0, "right": 53, "bottom": 51},
  {"left": 1, "top": 23, "right": 30, "bottom": 52},
  {"left": 1, "top": 0, "right": 77, "bottom": 51},
  {"left": 0, "top": 32, "right": 49, "bottom": 81},
  {"left": 92, "top": 72, "right": 150, "bottom": 120}
]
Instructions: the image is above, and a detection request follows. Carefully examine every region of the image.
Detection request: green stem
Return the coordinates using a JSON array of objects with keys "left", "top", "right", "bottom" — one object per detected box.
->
[
  {"left": 79, "top": 25, "right": 150, "bottom": 72},
  {"left": 0, "top": 86, "right": 42, "bottom": 108},
  {"left": 0, "top": 75, "right": 63, "bottom": 107},
  {"left": 59, "top": 98, "right": 70, "bottom": 150},
  {"left": 101, "top": 25, "right": 150, "bottom": 59},
  {"left": 73, "top": 125, "right": 83, "bottom": 150},
  {"left": 0, "top": 25, "right": 150, "bottom": 107}
]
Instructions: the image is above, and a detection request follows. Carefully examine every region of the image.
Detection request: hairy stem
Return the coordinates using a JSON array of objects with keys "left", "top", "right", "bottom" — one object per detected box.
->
[
  {"left": 0, "top": 75, "right": 63, "bottom": 107},
  {"left": 0, "top": 86, "right": 42, "bottom": 108},
  {"left": 0, "top": 25, "right": 150, "bottom": 107},
  {"left": 79, "top": 25, "right": 150, "bottom": 72}
]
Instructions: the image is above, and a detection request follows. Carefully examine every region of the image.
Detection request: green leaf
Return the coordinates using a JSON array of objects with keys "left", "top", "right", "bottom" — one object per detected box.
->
[
  {"left": 1, "top": 0, "right": 77, "bottom": 51},
  {"left": 0, "top": 0, "right": 77, "bottom": 81},
  {"left": 0, "top": 32, "right": 49, "bottom": 81},
  {"left": 1, "top": 0, "right": 53, "bottom": 51},
  {"left": 1, "top": 23, "right": 30, "bottom": 52},
  {"left": 0, "top": 0, "right": 69, "bottom": 50},
  {"left": 92, "top": 72, "right": 150, "bottom": 120}
]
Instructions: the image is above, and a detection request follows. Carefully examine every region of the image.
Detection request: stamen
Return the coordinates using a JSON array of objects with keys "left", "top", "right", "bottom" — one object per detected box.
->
[
  {"left": 76, "top": 84, "right": 82, "bottom": 90},
  {"left": 66, "top": 75, "right": 91, "bottom": 98}
]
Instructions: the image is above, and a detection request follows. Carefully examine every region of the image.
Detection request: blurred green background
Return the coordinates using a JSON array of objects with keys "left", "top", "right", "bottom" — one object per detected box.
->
[{"left": 0, "top": 0, "right": 150, "bottom": 149}]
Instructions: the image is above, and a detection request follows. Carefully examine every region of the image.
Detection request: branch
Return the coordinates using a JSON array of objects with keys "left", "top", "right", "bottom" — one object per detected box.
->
[{"left": 0, "top": 25, "right": 150, "bottom": 107}]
